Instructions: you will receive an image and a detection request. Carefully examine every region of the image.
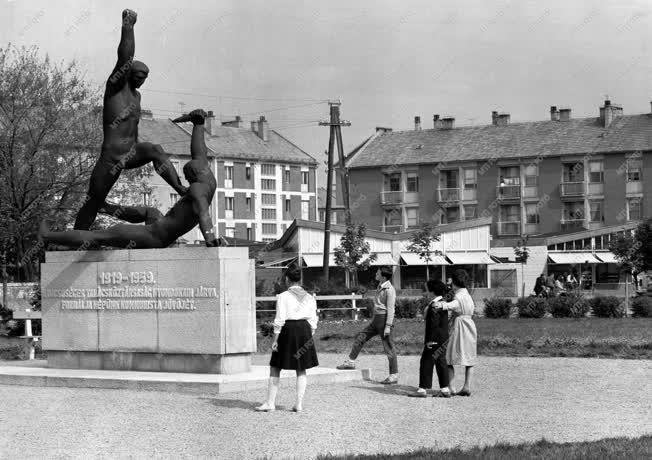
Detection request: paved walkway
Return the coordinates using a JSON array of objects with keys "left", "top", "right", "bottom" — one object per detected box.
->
[{"left": 0, "top": 354, "right": 650, "bottom": 459}]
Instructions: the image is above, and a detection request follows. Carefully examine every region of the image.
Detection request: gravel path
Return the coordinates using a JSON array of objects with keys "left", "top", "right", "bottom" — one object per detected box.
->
[{"left": 0, "top": 354, "right": 650, "bottom": 459}]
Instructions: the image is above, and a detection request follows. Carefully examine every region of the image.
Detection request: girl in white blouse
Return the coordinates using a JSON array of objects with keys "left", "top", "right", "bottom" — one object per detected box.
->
[{"left": 256, "top": 266, "right": 318, "bottom": 412}]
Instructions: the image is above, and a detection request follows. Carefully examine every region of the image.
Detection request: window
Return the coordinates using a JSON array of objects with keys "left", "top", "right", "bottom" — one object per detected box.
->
[
  {"left": 261, "top": 179, "right": 276, "bottom": 190},
  {"left": 445, "top": 207, "right": 459, "bottom": 223},
  {"left": 524, "top": 165, "right": 538, "bottom": 186},
  {"left": 285, "top": 199, "right": 291, "bottom": 212},
  {"left": 225, "top": 226, "right": 235, "bottom": 238},
  {"left": 319, "top": 210, "right": 325, "bottom": 221},
  {"left": 245, "top": 165, "right": 251, "bottom": 180},
  {"left": 246, "top": 227, "right": 253, "bottom": 240},
  {"left": 627, "top": 159, "right": 642, "bottom": 182},
  {"left": 628, "top": 198, "right": 642, "bottom": 220},
  {"left": 142, "top": 192, "right": 151, "bottom": 206},
  {"left": 169, "top": 193, "right": 179, "bottom": 206},
  {"left": 563, "top": 162, "right": 584, "bottom": 182},
  {"left": 406, "top": 173, "right": 419, "bottom": 192},
  {"left": 224, "top": 165, "right": 233, "bottom": 181},
  {"left": 224, "top": 197, "right": 234, "bottom": 211},
  {"left": 589, "top": 201, "right": 603, "bottom": 222},
  {"left": 261, "top": 164, "right": 275, "bottom": 176},
  {"left": 301, "top": 201, "right": 309, "bottom": 220},
  {"left": 285, "top": 169, "right": 291, "bottom": 183},
  {"left": 384, "top": 173, "right": 401, "bottom": 191},
  {"left": 262, "top": 223, "right": 277, "bottom": 235},
  {"left": 589, "top": 161, "right": 604, "bottom": 183},
  {"left": 245, "top": 197, "right": 251, "bottom": 211},
  {"left": 406, "top": 208, "right": 419, "bottom": 227},
  {"left": 499, "top": 205, "right": 520, "bottom": 222},
  {"left": 464, "top": 205, "right": 477, "bottom": 220},
  {"left": 563, "top": 201, "right": 584, "bottom": 220},
  {"left": 262, "top": 208, "right": 276, "bottom": 220},
  {"left": 301, "top": 171, "right": 309, "bottom": 186},
  {"left": 384, "top": 208, "right": 402, "bottom": 229},
  {"left": 262, "top": 194, "right": 276, "bottom": 205},
  {"left": 441, "top": 170, "right": 458, "bottom": 188},
  {"left": 525, "top": 203, "right": 540, "bottom": 224},
  {"left": 463, "top": 168, "right": 477, "bottom": 189},
  {"left": 499, "top": 166, "right": 520, "bottom": 185}
]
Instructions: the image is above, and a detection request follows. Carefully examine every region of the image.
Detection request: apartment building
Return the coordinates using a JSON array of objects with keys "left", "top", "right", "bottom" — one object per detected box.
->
[
  {"left": 138, "top": 111, "right": 318, "bottom": 243},
  {"left": 341, "top": 100, "right": 650, "bottom": 237}
]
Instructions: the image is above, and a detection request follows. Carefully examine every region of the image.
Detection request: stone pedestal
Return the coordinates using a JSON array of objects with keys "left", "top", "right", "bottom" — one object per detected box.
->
[{"left": 41, "top": 247, "right": 256, "bottom": 374}]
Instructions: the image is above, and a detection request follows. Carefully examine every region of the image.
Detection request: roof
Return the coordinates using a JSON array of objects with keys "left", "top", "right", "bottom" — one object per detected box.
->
[
  {"left": 139, "top": 117, "right": 317, "bottom": 165},
  {"left": 346, "top": 114, "right": 652, "bottom": 168},
  {"left": 268, "top": 217, "right": 493, "bottom": 250}
]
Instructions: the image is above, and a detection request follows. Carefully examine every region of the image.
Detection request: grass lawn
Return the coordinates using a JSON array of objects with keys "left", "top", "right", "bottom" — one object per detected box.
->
[
  {"left": 313, "top": 435, "right": 652, "bottom": 459},
  {"left": 258, "top": 317, "right": 652, "bottom": 359}
]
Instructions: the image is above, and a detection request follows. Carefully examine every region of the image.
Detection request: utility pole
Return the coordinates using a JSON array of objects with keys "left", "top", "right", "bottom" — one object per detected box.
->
[{"left": 319, "top": 101, "right": 351, "bottom": 281}]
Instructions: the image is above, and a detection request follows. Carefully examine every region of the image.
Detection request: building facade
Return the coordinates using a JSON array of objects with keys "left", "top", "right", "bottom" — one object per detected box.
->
[{"left": 139, "top": 111, "right": 318, "bottom": 243}]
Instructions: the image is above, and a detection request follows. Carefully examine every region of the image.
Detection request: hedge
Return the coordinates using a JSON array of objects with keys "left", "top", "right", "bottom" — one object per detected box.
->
[
  {"left": 516, "top": 297, "right": 547, "bottom": 318},
  {"left": 589, "top": 296, "right": 625, "bottom": 318},
  {"left": 632, "top": 296, "right": 652, "bottom": 318},
  {"left": 483, "top": 298, "right": 514, "bottom": 318},
  {"left": 549, "top": 294, "right": 591, "bottom": 318}
]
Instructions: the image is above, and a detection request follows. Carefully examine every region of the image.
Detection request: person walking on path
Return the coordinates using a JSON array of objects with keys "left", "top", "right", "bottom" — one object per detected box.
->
[
  {"left": 433, "top": 269, "right": 477, "bottom": 397},
  {"left": 408, "top": 279, "right": 451, "bottom": 398},
  {"left": 336, "top": 266, "right": 399, "bottom": 384},
  {"left": 256, "top": 266, "right": 318, "bottom": 412}
]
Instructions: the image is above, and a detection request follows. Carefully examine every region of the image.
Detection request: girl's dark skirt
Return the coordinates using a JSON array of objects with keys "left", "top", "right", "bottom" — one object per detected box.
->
[{"left": 270, "top": 319, "right": 319, "bottom": 370}]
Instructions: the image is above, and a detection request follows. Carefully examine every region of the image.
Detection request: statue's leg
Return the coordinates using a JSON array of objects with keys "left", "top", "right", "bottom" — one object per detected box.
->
[
  {"left": 41, "top": 222, "right": 162, "bottom": 249},
  {"left": 74, "top": 159, "right": 122, "bottom": 230},
  {"left": 124, "top": 142, "right": 187, "bottom": 195}
]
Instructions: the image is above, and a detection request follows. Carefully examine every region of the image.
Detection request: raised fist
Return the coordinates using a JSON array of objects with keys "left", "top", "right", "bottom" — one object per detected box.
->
[
  {"left": 189, "top": 109, "right": 207, "bottom": 124},
  {"left": 122, "top": 9, "right": 137, "bottom": 26}
]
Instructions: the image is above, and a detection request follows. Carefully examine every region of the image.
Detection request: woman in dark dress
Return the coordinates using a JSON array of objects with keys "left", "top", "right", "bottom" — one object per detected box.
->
[{"left": 255, "top": 266, "right": 318, "bottom": 412}]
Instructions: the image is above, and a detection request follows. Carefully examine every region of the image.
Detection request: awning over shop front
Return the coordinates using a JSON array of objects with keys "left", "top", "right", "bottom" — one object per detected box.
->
[
  {"left": 595, "top": 252, "right": 619, "bottom": 264},
  {"left": 400, "top": 252, "right": 449, "bottom": 265},
  {"left": 547, "top": 252, "right": 602, "bottom": 264},
  {"left": 362, "top": 253, "right": 398, "bottom": 266},
  {"left": 446, "top": 252, "right": 495, "bottom": 265},
  {"left": 302, "top": 254, "right": 335, "bottom": 267}
]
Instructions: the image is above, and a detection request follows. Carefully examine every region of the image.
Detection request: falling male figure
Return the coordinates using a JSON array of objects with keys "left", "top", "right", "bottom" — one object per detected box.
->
[
  {"left": 73, "top": 8, "right": 187, "bottom": 231},
  {"left": 40, "top": 109, "right": 222, "bottom": 248}
]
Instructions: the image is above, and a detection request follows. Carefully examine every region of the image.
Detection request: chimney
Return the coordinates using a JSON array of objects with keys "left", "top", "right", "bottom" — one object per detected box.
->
[
  {"left": 414, "top": 116, "right": 421, "bottom": 131},
  {"left": 141, "top": 109, "right": 153, "bottom": 120},
  {"left": 375, "top": 126, "right": 393, "bottom": 134},
  {"left": 559, "top": 108, "right": 571, "bottom": 121},
  {"left": 492, "top": 111, "right": 498, "bottom": 125},
  {"left": 204, "top": 110, "right": 215, "bottom": 135},
  {"left": 441, "top": 117, "right": 455, "bottom": 130},
  {"left": 650, "top": 101, "right": 652, "bottom": 115},
  {"left": 257, "top": 115, "right": 269, "bottom": 141},
  {"left": 599, "top": 100, "right": 623, "bottom": 127},
  {"left": 222, "top": 115, "right": 244, "bottom": 128},
  {"left": 496, "top": 113, "right": 510, "bottom": 126},
  {"left": 433, "top": 114, "right": 442, "bottom": 129},
  {"left": 550, "top": 106, "right": 560, "bottom": 121}
]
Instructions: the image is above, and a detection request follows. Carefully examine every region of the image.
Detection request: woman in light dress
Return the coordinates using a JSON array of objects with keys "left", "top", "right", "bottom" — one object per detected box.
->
[{"left": 434, "top": 269, "right": 477, "bottom": 396}]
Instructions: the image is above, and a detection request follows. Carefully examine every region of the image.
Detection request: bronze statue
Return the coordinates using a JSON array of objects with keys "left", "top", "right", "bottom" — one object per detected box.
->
[
  {"left": 40, "top": 110, "right": 223, "bottom": 248},
  {"left": 73, "top": 9, "right": 187, "bottom": 231}
]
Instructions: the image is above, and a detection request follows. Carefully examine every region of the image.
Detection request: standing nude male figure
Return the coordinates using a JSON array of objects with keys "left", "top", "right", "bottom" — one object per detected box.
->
[{"left": 73, "top": 9, "right": 187, "bottom": 230}]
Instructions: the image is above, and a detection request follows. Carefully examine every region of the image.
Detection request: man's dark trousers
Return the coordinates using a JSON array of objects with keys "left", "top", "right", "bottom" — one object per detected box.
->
[{"left": 348, "top": 314, "right": 398, "bottom": 374}]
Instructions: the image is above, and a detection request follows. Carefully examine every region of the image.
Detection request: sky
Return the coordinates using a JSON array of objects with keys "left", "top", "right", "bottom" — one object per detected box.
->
[{"left": 3, "top": 0, "right": 652, "bottom": 184}]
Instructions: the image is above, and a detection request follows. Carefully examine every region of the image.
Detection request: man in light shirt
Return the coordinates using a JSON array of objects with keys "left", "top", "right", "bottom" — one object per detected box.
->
[{"left": 337, "top": 266, "right": 398, "bottom": 384}]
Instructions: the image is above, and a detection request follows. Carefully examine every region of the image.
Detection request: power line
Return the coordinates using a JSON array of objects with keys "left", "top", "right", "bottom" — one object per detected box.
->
[{"left": 141, "top": 88, "right": 327, "bottom": 103}]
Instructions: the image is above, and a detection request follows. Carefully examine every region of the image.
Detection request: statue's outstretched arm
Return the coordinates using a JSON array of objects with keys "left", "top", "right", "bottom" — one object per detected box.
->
[{"left": 107, "top": 9, "right": 137, "bottom": 89}]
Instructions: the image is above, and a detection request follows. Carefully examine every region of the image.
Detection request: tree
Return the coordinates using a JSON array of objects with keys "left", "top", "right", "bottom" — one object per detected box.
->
[
  {"left": 609, "top": 220, "right": 651, "bottom": 287},
  {"left": 406, "top": 223, "right": 441, "bottom": 281},
  {"left": 333, "top": 220, "right": 377, "bottom": 289},
  {"left": 0, "top": 45, "right": 153, "bottom": 281},
  {"left": 513, "top": 236, "right": 530, "bottom": 298}
]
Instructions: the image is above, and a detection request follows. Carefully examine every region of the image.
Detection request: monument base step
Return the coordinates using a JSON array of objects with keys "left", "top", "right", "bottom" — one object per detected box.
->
[{"left": 0, "top": 360, "right": 371, "bottom": 394}]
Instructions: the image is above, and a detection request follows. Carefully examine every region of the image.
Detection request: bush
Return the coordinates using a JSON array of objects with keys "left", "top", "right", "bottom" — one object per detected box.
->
[
  {"left": 395, "top": 297, "right": 428, "bottom": 319},
  {"left": 631, "top": 296, "right": 652, "bottom": 317},
  {"left": 516, "top": 297, "right": 547, "bottom": 318},
  {"left": 483, "top": 298, "right": 514, "bottom": 318},
  {"left": 259, "top": 321, "right": 275, "bottom": 337},
  {"left": 549, "top": 294, "right": 590, "bottom": 318},
  {"left": 590, "top": 296, "right": 625, "bottom": 318}
]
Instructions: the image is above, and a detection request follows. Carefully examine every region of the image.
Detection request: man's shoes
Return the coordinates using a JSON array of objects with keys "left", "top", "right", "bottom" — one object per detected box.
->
[
  {"left": 336, "top": 359, "right": 356, "bottom": 370},
  {"left": 434, "top": 390, "right": 452, "bottom": 398},
  {"left": 408, "top": 390, "right": 428, "bottom": 398},
  {"left": 380, "top": 376, "right": 398, "bottom": 385}
]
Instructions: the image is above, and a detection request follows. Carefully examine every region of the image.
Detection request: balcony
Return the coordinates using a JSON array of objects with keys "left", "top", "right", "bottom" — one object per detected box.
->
[
  {"left": 496, "top": 221, "right": 521, "bottom": 236},
  {"left": 437, "top": 187, "right": 460, "bottom": 204},
  {"left": 560, "top": 182, "right": 586, "bottom": 197},
  {"left": 380, "top": 190, "right": 419, "bottom": 205},
  {"left": 496, "top": 184, "right": 521, "bottom": 200},
  {"left": 523, "top": 223, "right": 539, "bottom": 234},
  {"left": 626, "top": 181, "right": 643, "bottom": 195},
  {"left": 560, "top": 219, "right": 587, "bottom": 231}
]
